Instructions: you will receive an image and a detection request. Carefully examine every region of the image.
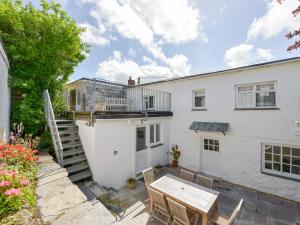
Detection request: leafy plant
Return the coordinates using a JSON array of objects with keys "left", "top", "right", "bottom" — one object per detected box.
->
[
  {"left": 0, "top": 0, "right": 88, "bottom": 134},
  {"left": 127, "top": 178, "right": 136, "bottom": 184},
  {"left": 170, "top": 145, "right": 181, "bottom": 161}
]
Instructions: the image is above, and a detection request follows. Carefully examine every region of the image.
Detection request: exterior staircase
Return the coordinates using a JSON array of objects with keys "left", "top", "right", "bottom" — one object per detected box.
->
[{"left": 43, "top": 90, "right": 92, "bottom": 183}]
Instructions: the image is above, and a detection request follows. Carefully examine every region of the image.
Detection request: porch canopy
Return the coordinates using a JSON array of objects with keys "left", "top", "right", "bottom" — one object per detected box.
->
[{"left": 189, "top": 121, "right": 229, "bottom": 135}]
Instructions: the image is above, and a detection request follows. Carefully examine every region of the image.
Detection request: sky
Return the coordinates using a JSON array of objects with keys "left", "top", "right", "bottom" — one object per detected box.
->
[{"left": 26, "top": 0, "right": 300, "bottom": 84}]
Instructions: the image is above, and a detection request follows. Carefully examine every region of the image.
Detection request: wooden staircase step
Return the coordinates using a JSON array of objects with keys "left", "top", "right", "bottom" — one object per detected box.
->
[
  {"left": 59, "top": 130, "right": 78, "bottom": 136},
  {"left": 62, "top": 142, "right": 82, "bottom": 149},
  {"left": 63, "top": 155, "right": 86, "bottom": 166},
  {"left": 56, "top": 120, "right": 74, "bottom": 124},
  {"left": 61, "top": 136, "right": 80, "bottom": 142},
  {"left": 63, "top": 148, "right": 84, "bottom": 157},
  {"left": 66, "top": 162, "right": 89, "bottom": 174},
  {"left": 69, "top": 170, "right": 92, "bottom": 183}
]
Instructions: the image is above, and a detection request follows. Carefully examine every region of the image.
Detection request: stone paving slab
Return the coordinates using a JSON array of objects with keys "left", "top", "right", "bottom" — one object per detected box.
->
[
  {"left": 37, "top": 153, "right": 116, "bottom": 225},
  {"left": 51, "top": 200, "right": 116, "bottom": 225}
]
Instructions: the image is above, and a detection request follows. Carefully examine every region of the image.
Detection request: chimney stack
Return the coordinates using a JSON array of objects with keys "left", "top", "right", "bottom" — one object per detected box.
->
[{"left": 128, "top": 76, "right": 135, "bottom": 86}]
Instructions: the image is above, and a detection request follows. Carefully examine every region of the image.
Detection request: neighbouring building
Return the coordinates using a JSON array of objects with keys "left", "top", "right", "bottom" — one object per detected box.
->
[
  {"left": 0, "top": 39, "right": 10, "bottom": 142},
  {"left": 70, "top": 57, "right": 300, "bottom": 202}
]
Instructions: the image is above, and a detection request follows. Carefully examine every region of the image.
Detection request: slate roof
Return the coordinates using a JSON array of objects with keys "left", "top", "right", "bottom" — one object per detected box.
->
[{"left": 189, "top": 122, "right": 229, "bottom": 133}]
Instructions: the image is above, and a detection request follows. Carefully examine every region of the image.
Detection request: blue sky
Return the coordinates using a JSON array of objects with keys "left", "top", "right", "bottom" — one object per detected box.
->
[{"left": 27, "top": 0, "right": 300, "bottom": 83}]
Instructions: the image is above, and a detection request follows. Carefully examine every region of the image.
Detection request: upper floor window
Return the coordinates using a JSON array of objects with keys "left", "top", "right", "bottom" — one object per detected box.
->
[
  {"left": 150, "top": 124, "right": 161, "bottom": 145},
  {"left": 193, "top": 89, "right": 205, "bottom": 109},
  {"left": 236, "top": 82, "right": 276, "bottom": 109},
  {"left": 144, "top": 95, "right": 154, "bottom": 110},
  {"left": 262, "top": 143, "right": 300, "bottom": 180}
]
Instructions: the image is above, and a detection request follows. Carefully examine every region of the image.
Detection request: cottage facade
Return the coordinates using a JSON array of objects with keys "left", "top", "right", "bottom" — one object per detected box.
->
[{"left": 72, "top": 57, "right": 300, "bottom": 201}]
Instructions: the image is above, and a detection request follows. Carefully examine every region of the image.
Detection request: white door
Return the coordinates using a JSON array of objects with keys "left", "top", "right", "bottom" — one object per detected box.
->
[
  {"left": 201, "top": 137, "right": 221, "bottom": 177},
  {"left": 136, "top": 127, "right": 149, "bottom": 174}
]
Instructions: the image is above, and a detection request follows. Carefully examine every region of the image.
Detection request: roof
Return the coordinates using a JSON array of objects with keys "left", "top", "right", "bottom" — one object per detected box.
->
[
  {"left": 67, "top": 77, "right": 128, "bottom": 87},
  {"left": 189, "top": 122, "right": 229, "bottom": 133},
  {"left": 139, "top": 57, "right": 300, "bottom": 86}
]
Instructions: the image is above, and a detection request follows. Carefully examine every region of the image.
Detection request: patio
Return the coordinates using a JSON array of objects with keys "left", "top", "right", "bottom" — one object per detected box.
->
[{"left": 105, "top": 166, "right": 300, "bottom": 225}]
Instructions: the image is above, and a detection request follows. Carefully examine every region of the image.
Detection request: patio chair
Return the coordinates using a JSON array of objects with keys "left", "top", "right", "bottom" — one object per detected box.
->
[
  {"left": 166, "top": 197, "right": 199, "bottom": 225},
  {"left": 143, "top": 167, "right": 154, "bottom": 186},
  {"left": 208, "top": 199, "right": 244, "bottom": 225},
  {"left": 147, "top": 187, "right": 171, "bottom": 225},
  {"left": 196, "top": 174, "right": 214, "bottom": 189},
  {"left": 143, "top": 167, "right": 155, "bottom": 211},
  {"left": 180, "top": 169, "right": 195, "bottom": 182}
]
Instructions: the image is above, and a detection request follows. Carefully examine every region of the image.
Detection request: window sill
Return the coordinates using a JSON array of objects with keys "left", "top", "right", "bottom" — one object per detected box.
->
[
  {"left": 261, "top": 170, "right": 300, "bottom": 182},
  {"left": 150, "top": 143, "right": 164, "bottom": 148},
  {"left": 191, "top": 108, "right": 207, "bottom": 111},
  {"left": 234, "top": 107, "right": 280, "bottom": 111}
]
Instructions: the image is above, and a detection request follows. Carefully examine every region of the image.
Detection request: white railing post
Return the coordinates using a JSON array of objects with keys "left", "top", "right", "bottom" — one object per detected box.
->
[{"left": 43, "top": 89, "right": 64, "bottom": 166}]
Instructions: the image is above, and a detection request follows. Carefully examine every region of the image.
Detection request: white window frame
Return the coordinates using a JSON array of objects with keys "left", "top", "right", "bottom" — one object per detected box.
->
[
  {"left": 192, "top": 89, "right": 206, "bottom": 109},
  {"left": 144, "top": 95, "right": 155, "bottom": 110},
  {"left": 235, "top": 81, "right": 277, "bottom": 109},
  {"left": 149, "top": 123, "right": 162, "bottom": 146},
  {"left": 203, "top": 138, "right": 220, "bottom": 152},
  {"left": 261, "top": 143, "right": 300, "bottom": 181}
]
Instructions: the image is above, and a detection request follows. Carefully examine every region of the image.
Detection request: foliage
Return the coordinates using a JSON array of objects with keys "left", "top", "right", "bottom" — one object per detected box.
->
[
  {"left": 0, "top": 144, "right": 39, "bottom": 220},
  {"left": 38, "top": 130, "right": 53, "bottom": 153},
  {"left": 277, "top": 0, "right": 300, "bottom": 51},
  {"left": 0, "top": 0, "right": 88, "bottom": 134},
  {"left": 126, "top": 178, "right": 136, "bottom": 183},
  {"left": 170, "top": 144, "right": 181, "bottom": 161}
]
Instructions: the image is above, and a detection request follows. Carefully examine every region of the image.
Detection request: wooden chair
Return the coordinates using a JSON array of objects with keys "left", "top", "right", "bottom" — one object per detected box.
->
[
  {"left": 147, "top": 187, "right": 171, "bottom": 225},
  {"left": 209, "top": 199, "right": 244, "bottom": 225},
  {"left": 143, "top": 167, "right": 154, "bottom": 186},
  {"left": 143, "top": 167, "right": 155, "bottom": 211},
  {"left": 180, "top": 169, "right": 195, "bottom": 182},
  {"left": 196, "top": 174, "right": 214, "bottom": 189},
  {"left": 166, "top": 197, "right": 199, "bottom": 225}
]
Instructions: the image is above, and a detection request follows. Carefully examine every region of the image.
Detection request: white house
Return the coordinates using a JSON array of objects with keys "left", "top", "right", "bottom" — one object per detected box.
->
[
  {"left": 0, "top": 39, "right": 10, "bottom": 142},
  {"left": 74, "top": 57, "right": 300, "bottom": 201}
]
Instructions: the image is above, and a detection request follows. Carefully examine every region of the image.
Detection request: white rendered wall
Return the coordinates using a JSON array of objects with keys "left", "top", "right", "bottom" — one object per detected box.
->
[
  {"left": 77, "top": 117, "right": 170, "bottom": 189},
  {"left": 144, "top": 60, "right": 300, "bottom": 201},
  {"left": 0, "top": 41, "right": 10, "bottom": 141}
]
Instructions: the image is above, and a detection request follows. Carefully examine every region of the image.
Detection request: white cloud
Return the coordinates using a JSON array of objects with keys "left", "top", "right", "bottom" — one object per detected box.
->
[
  {"left": 96, "top": 52, "right": 173, "bottom": 83},
  {"left": 79, "top": 23, "right": 110, "bottom": 46},
  {"left": 78, "top": 0, "right": 201, "bottom": 75},
  {"left": 247, "top": 0, "right": 300, "bottom": 40},
  {"left": 224, "top": 44, "right": 274, "bottom": 68}
]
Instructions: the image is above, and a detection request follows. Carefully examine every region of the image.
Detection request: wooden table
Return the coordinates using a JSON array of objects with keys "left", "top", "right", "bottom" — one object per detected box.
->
[{"left": 149, "top": 174, "right": 219, "bottom": 225}]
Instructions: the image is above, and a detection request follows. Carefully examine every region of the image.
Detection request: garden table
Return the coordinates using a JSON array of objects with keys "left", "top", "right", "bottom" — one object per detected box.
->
[{"left": 149, "top": 174, "right": 219, "bottom": 225}]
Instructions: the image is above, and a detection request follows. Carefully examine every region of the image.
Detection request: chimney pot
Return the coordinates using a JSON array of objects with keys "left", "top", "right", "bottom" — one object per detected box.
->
[{"left": 128, "top": 76, "right": 135, "bottom": 86}]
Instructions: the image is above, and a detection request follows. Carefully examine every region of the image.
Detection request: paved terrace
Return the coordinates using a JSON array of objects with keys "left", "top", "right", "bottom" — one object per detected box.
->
[{"left": 112, "top": 167, "right": 300, "bottom": 225}]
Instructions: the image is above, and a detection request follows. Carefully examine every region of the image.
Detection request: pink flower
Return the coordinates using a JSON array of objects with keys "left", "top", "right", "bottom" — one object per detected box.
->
[
  {"left": 7, "top": 170, "right": 16, "bottom": 177},
  {"left": 0, "top": 180, "right": 11, "bottom": 187},
  {"left": 21, "top": 179, "right": 30, "bottom": 186},
  {"left": 4, "top": 188, "right": 22, "bottom": 196}
]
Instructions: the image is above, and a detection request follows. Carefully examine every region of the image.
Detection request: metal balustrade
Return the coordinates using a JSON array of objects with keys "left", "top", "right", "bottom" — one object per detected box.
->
[{"left": 43, "top": 89, "right": 63, "bottom": 165}]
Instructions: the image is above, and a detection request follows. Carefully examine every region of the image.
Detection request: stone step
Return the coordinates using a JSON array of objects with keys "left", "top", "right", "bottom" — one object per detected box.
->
[
  {"left": 63, "top": 148, "right": 84, "bottom": 157},
  {"left": 61, "top": 136, "right": 80, "bottom": 142},
  {"left": 63, "top": 155, "right": 86, "bottom": 166},
  {"left": 69, "top": 170, "right": 92, "bottom": 183},
  {"left": 66, "top": 162, "right": 89, "bottom": 174},
  {"left": 63, "top": 142, "right": 82, "bottom": 149}
]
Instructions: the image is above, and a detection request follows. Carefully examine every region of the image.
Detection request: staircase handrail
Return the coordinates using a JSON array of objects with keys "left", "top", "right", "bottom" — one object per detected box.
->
[{"left": 43, "top": 89, "right": 63, "bottom": 165}]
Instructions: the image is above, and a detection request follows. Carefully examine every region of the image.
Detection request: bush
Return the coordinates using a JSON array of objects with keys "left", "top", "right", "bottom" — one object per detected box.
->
[{"left": 0, "top": 144, "right": 39, "bottom": 219}]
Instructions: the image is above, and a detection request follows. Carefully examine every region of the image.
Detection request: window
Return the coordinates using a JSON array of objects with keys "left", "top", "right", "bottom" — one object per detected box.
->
[
  {"left": 144, "top": 96, "right": 154, "bottom": 109},
  {"left": 204, "top": 139, "right": 219, "bottom": 152},
  {"left": 193, "top": 90, "right": 205, "bottom": 109},
  {"left": 76, "top": 90, "right": 81, "bottom": 105},
  {"left": 150, "top": 124, "right": 161, "bottom": 145},
  {"left": 262, "top": 143, "right": 300, "bottom": 180},
  {"left": 236, "top": 82, "right": 276, "bottom": 108}
]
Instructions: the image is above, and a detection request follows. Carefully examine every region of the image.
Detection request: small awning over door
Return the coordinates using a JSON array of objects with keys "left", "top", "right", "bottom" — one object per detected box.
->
[{"left": 189, "top": 122, "right": 229, "bottom": 135}]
